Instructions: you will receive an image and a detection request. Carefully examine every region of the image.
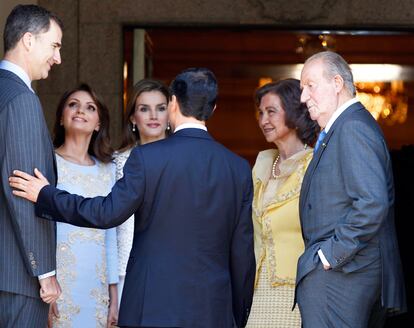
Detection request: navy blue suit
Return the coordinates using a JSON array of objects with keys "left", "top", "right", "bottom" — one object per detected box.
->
[{"left": 35, "top": 128, "right": 255, "bottom": 328}]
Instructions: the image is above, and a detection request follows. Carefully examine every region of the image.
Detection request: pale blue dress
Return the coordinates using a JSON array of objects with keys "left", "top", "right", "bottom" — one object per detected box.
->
[{"left": 53, "top": 154, "right": 118, "bottom": 327}]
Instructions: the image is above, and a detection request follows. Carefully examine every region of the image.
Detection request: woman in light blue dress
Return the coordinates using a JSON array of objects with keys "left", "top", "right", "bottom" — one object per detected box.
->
[{"left": 49, "top": 84, "right": 118, "bottom": 327}]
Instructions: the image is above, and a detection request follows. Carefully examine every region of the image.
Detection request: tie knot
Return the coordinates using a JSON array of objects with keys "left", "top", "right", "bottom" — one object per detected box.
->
[{"left": 319, "top": 130, "right": 327, "bottom": 139}]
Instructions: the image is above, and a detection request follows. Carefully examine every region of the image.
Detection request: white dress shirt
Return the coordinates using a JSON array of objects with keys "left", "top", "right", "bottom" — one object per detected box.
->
[
  {"left": 324, "top": 97, "right": 359, "bottom": 133},
  {"left": 0, "top": 60, "right": 34, "bottom": 92},
  {"left": 174, "top": 122, "right": 207, "bottom": 132}
]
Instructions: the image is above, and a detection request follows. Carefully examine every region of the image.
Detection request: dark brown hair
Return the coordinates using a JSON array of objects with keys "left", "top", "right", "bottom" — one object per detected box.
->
[
  {"left": 4, "top": 4, "right": 63, "bottom": 52},
  {"left": 118, "top": 79, "right": 170, "bottom": 151},
  {"left": 255, "top": 78, "right": 319, "bottom": 146},
  {"left": 53, "top": 83, "right": 113, "bottom": 163},
  {"left": 169, "top": 67, "right": 217, "bottom": 121}
]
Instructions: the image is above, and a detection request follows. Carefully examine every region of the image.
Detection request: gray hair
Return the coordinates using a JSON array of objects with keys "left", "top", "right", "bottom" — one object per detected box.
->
[
  {"left": 4, "top": 4, "right": 63, "bottom": 53},
  {"left": 305, "top": 51, "right": 356, "bottom": 97}
]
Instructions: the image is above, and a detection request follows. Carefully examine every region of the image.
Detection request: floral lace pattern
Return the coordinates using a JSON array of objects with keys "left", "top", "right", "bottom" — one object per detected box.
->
[
  {"left": 253, "top": 149, "right": 312, "bottom": 287},
  {"left": 114, "top": 149, "right": 135, "bottom": 277},
  {"left": 53, "top": 155, "right": 115, "bottom": 327},
  {"left": 54, "top": 242, "right": 79, "bottom": 327}
]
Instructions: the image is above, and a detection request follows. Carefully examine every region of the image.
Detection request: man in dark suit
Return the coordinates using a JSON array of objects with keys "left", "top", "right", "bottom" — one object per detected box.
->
[
  {"left": 0, "top": 4, "right": 63, "bottom": 327},
  {"left": 296, "top": 51, "right": 406, "bottom": 327},
  {"left": 11, "top": 68, "right": 255, "bottom": 328}
]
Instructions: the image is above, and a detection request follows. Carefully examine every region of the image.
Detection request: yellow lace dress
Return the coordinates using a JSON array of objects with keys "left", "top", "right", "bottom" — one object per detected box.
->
[{"left": 246, "top": 148, "right": 313, "bottom": 327}]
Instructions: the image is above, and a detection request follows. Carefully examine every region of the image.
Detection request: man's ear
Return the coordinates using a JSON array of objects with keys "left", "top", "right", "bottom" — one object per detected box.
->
[
  {"left": 333, "top": 74, "right": 345, "bottom": 94},
  {"left": 21, "top": 32, "right": 33, "bottom": 51},
  {"left": 169, "top": 95, "right": 178, "bottom": 115}
]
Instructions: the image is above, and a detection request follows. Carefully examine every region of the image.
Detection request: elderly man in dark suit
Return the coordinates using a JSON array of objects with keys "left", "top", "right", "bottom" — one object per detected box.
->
[
  {"left": 10, "top": 67, "right": 256, "bottom": 328},
  {"left": 0, "top": 4, "right": 63, "bottom": 327},
  {"left": 296, "top": 51, "right": 406, "bottom": 327}
]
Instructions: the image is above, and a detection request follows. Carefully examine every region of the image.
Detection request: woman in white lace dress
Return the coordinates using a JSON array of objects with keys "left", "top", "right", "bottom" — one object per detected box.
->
[
  {"left": 49, "top": 84, "right": 119, "bottom": 327},
  {"left": 114, "top": 79, "right": 170, "bottom": 301}
]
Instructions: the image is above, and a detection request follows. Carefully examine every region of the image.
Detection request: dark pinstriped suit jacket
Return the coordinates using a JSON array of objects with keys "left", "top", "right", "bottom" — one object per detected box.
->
[{"left": 0, "top": 68, "right": 57, "bottom": 298}]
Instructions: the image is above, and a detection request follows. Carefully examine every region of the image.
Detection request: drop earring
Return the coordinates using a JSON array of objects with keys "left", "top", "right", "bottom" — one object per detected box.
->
[
  {"left": 132, "top": 123, "right": 136, "bottom": 132},
  {"left": 166, "top": 122, "right": 171, "bottom": 131}
]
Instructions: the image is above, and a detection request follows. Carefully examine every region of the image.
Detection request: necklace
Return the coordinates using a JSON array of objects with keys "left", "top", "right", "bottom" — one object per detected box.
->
[
  {"left": 271, "top": 144, "right": 308, "bottom": 179},
  {"left": 271, "top": 155, "right": 281, "bottom": 179}
]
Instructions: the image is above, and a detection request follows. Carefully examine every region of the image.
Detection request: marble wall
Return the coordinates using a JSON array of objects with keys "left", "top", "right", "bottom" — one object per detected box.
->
[{"left": 28, "top": 0, "right": 414, "bottom": 144}]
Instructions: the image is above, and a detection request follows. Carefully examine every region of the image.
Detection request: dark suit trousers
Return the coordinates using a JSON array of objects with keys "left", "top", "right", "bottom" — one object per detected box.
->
[
  {"left": 368, "top": 297, "right": 387, "bottom": 328},
  {"left": 0, "top": 291, "right": 48, "bottom": 328},
  {"left": 297, "top": 261, "right": 381, "bottom": 328}
]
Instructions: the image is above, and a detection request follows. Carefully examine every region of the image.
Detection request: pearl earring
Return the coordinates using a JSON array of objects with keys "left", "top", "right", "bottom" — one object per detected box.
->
[
  {"left": 132, "top": 123, "right": 136, "bottom": 132},
  {"left": 166, "top": 122, "right": 171, "bottom": 131}
]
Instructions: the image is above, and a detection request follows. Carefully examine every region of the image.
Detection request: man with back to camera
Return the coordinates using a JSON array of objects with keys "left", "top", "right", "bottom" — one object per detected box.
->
[
  {"left": 0, "top": 4, "right": 63, "bottom": 327},
  {"left": 296, "top": 51, "right": 406, "bottom": 327},
  {"left": 10, "top": 67, "right": 256, "bottom": 328}
]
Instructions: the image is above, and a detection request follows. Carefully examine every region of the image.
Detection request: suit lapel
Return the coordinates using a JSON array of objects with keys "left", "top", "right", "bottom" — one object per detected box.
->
[
  {"left": 300, "top": 102, "right": 364, "bottom": 211},
  {"left": 299, "top": 130, "right": 334, "bottom": 211},
  {"left": 0, "top": 68, "right": 30, "bottom": 90},
  {"left": 1, "top": 69, "right": 58, "bottom": 185}
]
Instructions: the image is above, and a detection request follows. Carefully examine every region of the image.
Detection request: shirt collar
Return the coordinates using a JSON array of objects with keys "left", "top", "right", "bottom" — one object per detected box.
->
[
  {"left": 325, "top": 97, "right": 359, "bottom": 133},
  {"left": 0, "top": 60, "right": 34, "bottom": 93},
  {"left": 174, "top": 122, "right": 207, "bottom": 133}
]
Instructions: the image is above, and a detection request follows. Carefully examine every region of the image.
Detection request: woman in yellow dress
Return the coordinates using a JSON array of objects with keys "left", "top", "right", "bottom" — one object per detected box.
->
[{"left": 247, "top": 79, "right": 319, "bottom": 327}]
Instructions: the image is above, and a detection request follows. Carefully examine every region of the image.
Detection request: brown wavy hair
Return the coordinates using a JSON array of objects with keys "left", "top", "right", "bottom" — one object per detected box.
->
[
  {"left": 53, "top": 83, "right": 113, "bottom": 163},
  {"left": 118, "top": 79, "right": 170, "bottom": 151}
]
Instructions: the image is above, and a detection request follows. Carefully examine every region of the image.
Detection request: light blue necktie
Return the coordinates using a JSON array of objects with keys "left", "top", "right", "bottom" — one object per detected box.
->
[{"left": 314, "top": 130, "right": 327, "bottom": 153}]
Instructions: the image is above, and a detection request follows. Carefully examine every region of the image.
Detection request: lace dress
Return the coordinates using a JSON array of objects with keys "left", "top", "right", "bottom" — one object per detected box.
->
[
  {"left": 113, "top": 148, "right": 134, "bottom": 299},
  {"left": 246, "top": 148, "right": 312, "bottom": 327},
  {"left": 53, "top": 154, "right": 119, "bottom": 328}
]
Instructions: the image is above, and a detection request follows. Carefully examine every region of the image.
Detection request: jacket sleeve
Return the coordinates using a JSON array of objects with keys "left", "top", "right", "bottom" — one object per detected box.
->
[
  {"left": 230, "top": 161, "right": 256, "bottom": 327},
  {"left": 251, "top": 170, "right": 263, "bottom": 273},
  {"left": 2, "top": 92, "right": 56, "bottom": 276},
  {"left": 35, "top": 147, "right": 146, "bottom": 229},
  {"left": 319, "top": 118, "right": 390, "bottom": 269}
]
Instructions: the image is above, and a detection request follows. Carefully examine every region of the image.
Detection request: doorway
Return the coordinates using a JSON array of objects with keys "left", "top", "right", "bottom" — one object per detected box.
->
[
  {"left": 122, "top": 27, "right": 413, "bottom": 326},
  {"left": 123, "top": 28, "right": 414, "bottom": 161}
]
